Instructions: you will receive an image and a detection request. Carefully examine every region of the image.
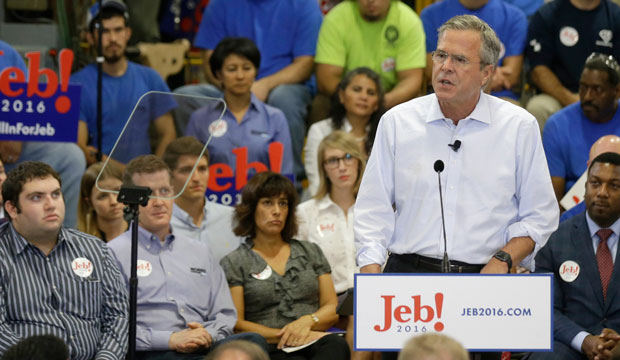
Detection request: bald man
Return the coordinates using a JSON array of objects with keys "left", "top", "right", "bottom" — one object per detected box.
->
[{"left": 561, "top": 135, "right": 620, "bottom": 222}]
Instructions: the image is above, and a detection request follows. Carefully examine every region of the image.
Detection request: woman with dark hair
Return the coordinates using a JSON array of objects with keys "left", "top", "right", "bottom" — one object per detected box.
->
[
  {"left": 220, "top": 172, "right": 349, "bottom": 360},
  {"left": 297, "top": 131, "right": 370, "bottom": 360},
  {"left": 304, "top": 67, "right": 384, "bottom": 196},
  {"left": 77, "top": 162, "right": 127, "bottom": 242},
  {"left": 185, "top": 37, "right": 294, "bottom": 179}
]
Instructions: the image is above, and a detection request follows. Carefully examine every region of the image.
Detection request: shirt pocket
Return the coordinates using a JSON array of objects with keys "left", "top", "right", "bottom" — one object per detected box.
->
[{"left": 64, "top": 276, "right": 102, "bottom": 320}]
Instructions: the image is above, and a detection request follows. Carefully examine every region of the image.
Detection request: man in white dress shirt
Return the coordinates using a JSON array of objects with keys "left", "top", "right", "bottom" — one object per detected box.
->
[{"left": 354, "top": 15, "right": 558, "bottom": 278}]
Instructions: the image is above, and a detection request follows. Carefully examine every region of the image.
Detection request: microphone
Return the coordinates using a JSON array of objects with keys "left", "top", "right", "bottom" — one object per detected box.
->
[
  {"left": 448, "top": 140, "right": 461, "bottom": 152},
  {"left": 433, "top": 160, "right": 451, "bottom": 273}
]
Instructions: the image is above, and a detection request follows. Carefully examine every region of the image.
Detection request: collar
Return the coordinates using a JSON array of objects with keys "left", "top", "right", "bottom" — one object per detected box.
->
[
  {"left": 427, "top": 91, "right": 491, "bottom": 125},
  {"left": 243, "top": 238, "right": 307, "bottom": 274},
  {"left": 316, "top": 194, "right": 352, "bottom": 212},
  {"left": 137, "top": 225, "right": 175, "bottom": 250},
  {"left": 7, "top": 222, "right": 65, "bottom": 256},
  {"left": 586, "top": 212, "right": 620, "bottom": 239},
  {"left": 172, "top": 199, "right": 208, "bottom": 226}
]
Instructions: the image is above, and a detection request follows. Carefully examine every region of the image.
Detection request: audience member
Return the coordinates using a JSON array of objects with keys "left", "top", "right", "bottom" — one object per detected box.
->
[
  {"left": 354, "top": 12, "right": 557, "bottom": 308},
  {"left": 0, "top": 40, "right": 86, "bottom": 228},
  {"left": 502, "top": 0, "right": 543, "bottom": 17},
  {"left": 71, "top": 0, "right": 177, "bottom": 165},
  {"left": 525, "top": 0, "right": 620, "bottom": 128},
  {"left": 163, "top": 136, "right": 242, "bottom": 261},
  {"left": 533, "top": 152, "right": 620, "bottom": 360},
  {"left": 297, "top": 131, "right": 366, "bottom": 358},
  {"left": 204, "top": 340, "right": 269, "bottom": 360},
  {"left": 304, "top": 68, "right": 383, "bottom": 196},
  {"left": 421, "top": 0, "right": 527, "bottom": 103},
  {"left": 315, "top": 0, "right": 425, "bottom": 109},
  {"left": 0, "top": 161, "right": 128, "bottom": 359},
  {"left": 77, "top": 161, "right": 127, "bottom": 241},
  {"left": 185, "top": 38, "right": 293, "bottom": 179},
  {"left": 544, "top": 53, "right": 620, "bottom": 205},
  {"left": 0, "top": 160, "right": 6, "bottom": 221},
  {"left": 108, "top": 155, "right": 265, "bottom": 359},
  {"left": 177, "top": 0, "right": 323, "bottom": 186},
  {"left": 1, "top": 335, "right": 69, "bottom": 360},
  {"left": 561, "top": 135, "right": 620, "bottom": 222},
  {"left": 398, "top": 333, "right": 468, "bottom": 360},
  {"left": 220, "top": 172, "right": 349, "bottom": 360}
]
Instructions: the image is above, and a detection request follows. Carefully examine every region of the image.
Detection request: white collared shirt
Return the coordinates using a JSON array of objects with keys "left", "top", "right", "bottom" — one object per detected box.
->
[
  {"left": 297, "top": 195, "right": 357, "bottom": 293},
  {"left": 171, "top": 199, "right": 241, "bottom": 262},
  {"left": 354, "top": 92, "right": 559, "bottom": 268}
]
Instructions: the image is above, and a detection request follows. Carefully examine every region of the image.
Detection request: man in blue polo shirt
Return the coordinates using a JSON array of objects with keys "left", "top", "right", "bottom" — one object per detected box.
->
[
  {"left": 421, "top": 0, "right": 527, "bottom": 102},
  {"left": 175, "top": 0, "right": 323, "bottom": 188},
  {"left": 544, "top": 53, "right": 620, "bottom": 209}
]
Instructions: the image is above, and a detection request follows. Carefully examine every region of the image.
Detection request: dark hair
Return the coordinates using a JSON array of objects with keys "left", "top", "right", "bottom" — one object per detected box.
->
[
  {"left": 209, "top": 37, "right": 261, "bottom": 75},
  {"left": 205, "top": 340, "right": 269, "bottom": 360},
  {"left": 162, "top": 136, "right": 210, "bottom": 171},
  {"left": 1, "top": 334, "right": 69, "bottom": 360},
  {"left": 123, "top": 155, "right": 171, "bottom": 186},
  {"left": 589, "top": 152, "right": 620, "bottom": 175},
  {"left": 233, "top": 172, "right": 298, "bottom": 240},
  {"left": 330, "top": 67, "right": 385, "bottom": 154},
  {"left": 584, "top": 54, "right": 620, "bottom": 87},
  {"left": 89, "top": 5, "right": 129, "bottom": 33},
  {"left": 2, "top": 161, "right": 62, "bottom": 214}
]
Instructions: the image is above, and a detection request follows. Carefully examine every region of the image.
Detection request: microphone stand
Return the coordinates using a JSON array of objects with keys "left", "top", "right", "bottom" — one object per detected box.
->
[{"left": 434, "top": 160, "right": 451, "bottom": 273}]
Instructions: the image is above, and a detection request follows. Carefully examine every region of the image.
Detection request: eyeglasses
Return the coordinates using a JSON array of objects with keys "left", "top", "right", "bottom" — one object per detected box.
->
[
  {"left": 586, "top": 52, "right": 620, "bottom": 73},
  {"left": 324, "top": 153, "right": 356, "bottom": 169},
  {"left": 431, "top": 50, "right": 483, "bottom": 67}
]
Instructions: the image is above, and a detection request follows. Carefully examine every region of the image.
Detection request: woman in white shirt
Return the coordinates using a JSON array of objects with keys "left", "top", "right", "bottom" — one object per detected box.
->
[
  {"left": 304, "top": 67, "right": 384, "bottom": 197},
  {"left": 297, "top": 130, "right": 368, "bottom": 359}
]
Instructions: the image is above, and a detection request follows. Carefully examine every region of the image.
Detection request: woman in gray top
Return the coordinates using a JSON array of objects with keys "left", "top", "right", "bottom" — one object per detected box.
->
[{"left": 220, "top": 172, "right": 349, "bottom": 360}]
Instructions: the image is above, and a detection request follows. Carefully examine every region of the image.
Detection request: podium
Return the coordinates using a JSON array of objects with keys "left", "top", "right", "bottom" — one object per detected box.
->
[{"left": 354, "top": 273, "right": 553, "bottom": 352}]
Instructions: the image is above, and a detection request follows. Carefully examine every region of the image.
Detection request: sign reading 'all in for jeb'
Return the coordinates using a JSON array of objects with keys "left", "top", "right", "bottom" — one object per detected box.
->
[
  {"left": 354, "top": 274, "right": 553, "bottom": 352},
  {"left": 0, "top": 49, "right": 80, "bottom": 142}
]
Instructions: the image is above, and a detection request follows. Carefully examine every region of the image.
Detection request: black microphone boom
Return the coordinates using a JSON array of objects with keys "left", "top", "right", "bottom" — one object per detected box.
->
[
  {"left": 448, "top": 140, "right": 461, "bottom": 152},
  {"left": 433, "top": 160, "right": 451, "bottom": 273}
]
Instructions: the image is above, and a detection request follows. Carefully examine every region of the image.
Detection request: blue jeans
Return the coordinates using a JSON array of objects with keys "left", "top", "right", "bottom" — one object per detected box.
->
[
  {"left": 5, "top": 142, "right": 86, "bottom": 228},
  {"left": 174, "top": 83, "right": 311, "bottom": 185}
]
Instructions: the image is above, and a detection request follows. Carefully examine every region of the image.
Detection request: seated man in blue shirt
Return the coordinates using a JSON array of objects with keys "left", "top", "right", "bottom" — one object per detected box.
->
[
  {"left": 0, "top": 161, "right": 128, "bottom": 359},
  {"left": 71, "top": 0, "right": 177, "bottom": 165},
  {"left": 533, "top": 152, "right": 620, "bottom": 360},
  {"left": 163, "top": 136, "right": 242, "bottom": 262},
  {"left": 107, "top": 155, "right": 265, "bottom": 359},
  {"left": 543, "top": 53, "right": 620, "bottom": 208}
]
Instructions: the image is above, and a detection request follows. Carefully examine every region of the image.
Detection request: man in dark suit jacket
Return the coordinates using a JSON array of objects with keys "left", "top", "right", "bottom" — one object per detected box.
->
[{"left": 533, "top": 152, "right": 620, "bottom": 360}]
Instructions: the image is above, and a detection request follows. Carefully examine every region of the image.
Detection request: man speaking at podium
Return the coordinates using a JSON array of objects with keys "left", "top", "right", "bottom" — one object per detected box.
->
[{"left": 354, "top": 16, "right": 558, "bottom": 279}]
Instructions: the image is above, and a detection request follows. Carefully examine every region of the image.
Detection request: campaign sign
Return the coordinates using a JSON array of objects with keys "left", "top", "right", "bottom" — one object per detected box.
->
[
  {"left": 355, "top": 274, "right": 553, "bottom": 352},
  {"left": 205, "top": 141, "right": 294, "bottom": 205},
  {"left": 0, "top": 49, "right": 80, "bottom": 142}
]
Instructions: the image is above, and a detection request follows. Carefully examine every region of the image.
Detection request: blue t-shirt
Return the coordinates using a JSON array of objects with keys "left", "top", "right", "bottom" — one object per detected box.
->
[
  {"left": 502, "top": 0, "right": 542, "bottom": 17},
  {"left": 421, "top": 0, "right": 527, "bottom": 99},
  {"left": 70, "top": 62, "right": 174, "bottom": 163},
  {"left": 0, "top": 40, "right": 26, "bottom": 72},
  {"left": 185, "top": 94, "right": 293, "bottom": 177},
  {"left": 543, "top": 101, "right": 620, "bottom": 192},
  {"left": 193, "top": 0, "right": 322, "bottom": 80}
]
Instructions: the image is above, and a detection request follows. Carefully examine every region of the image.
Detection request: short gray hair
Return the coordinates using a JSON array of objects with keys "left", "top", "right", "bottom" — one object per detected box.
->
[
  {"left": 398, "top": 333, "right": 468, "bottom": 360},
  {"left": 438, "top": 15, "right": 501, "bottom": 69}
]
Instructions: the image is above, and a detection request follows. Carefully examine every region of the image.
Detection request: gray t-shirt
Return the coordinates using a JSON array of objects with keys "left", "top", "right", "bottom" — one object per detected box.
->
[{"left": 220, "top": 239, "right": 331, "bottom": 329}]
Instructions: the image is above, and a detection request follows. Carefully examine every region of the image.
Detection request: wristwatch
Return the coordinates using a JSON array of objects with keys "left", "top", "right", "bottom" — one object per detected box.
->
[
  {"left": 310, "top": 314, "right": 319, "bottom": 324},
  {"left": 493, "top": 250, "right": 512, "bottom": 273}
]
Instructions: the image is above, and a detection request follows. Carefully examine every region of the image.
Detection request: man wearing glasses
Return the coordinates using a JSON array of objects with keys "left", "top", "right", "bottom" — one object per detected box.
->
[
  {"left": 544, "top": 54, "right": 620, "bottom": 211},
  {"left": 354, "top": 13, "right": 557, "bottom": 323}
]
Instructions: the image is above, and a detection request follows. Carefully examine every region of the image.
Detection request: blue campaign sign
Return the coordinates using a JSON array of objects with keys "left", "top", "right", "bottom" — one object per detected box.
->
[{"left": 0, "top": 49, "right": 80, "bottom": 142}]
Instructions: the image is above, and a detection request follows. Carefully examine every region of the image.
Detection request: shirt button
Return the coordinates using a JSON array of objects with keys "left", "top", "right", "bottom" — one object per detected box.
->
[
  {"left": 52, "top": 286, "right": 57, "bottom": 289},
  {"left": 180, "top": 309, "right": 184, "bottom": 313},
  {"left": 449, "top": 186, "right": 455, "bottom": 190},
  {"left": 167, "top": 271, "right": 172, "bottom": 275}
]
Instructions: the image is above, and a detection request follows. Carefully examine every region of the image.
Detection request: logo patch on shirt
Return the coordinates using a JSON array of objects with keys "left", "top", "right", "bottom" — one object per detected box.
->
[
  {"left": 559, "top": 27, "right": 579, "bottom": 47},
  {"left": 209, "top": 119, "right": 227, "bottom": 137},
  {"left": 137, "top": 259, "right": 152, "bottom": 277},
  {"left": 596, "top": 29, "right": 613, "bottom": 48},
  {"left": 559, "top": 260, "right": 580, "bottom": 282},
  {"left": 317, "top": 223, "right": 336, "bottom": 237},
  {"left": 385, "top": 25, "right": 399, "bottom": 46},
  {"left": 382, "top": 57, "right": 395, "bottom": 73},
  {"left": 529, "top": 39, "right": 541, "bottom": 53},
  {"left": 72, "top": 257, "right": 93, "bottom": 278},
  {"left": 190, "top": 267, "right": 206, "bottom": 275},
  {"left": 251, "top": 264, "right": 272, "bottom": 280}
]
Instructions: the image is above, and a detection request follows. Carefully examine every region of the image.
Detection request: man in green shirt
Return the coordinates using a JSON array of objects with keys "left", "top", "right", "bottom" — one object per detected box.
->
[{"left": 315, "top": 0, "right": 426, "bottom": 109}]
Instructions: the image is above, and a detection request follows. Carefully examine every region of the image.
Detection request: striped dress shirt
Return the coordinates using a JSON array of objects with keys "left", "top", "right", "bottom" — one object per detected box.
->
[{"left": 0, "top": 222, "right": 129, "bottom": 359}]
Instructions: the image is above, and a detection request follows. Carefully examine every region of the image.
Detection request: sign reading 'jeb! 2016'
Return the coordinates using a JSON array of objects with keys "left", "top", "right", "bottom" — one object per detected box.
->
[
  {"left": 354, "top": 274, "right": 553, "bottom": 352},
  {"left": 0, "top": 49, "right": 80, "bottom": 142}
]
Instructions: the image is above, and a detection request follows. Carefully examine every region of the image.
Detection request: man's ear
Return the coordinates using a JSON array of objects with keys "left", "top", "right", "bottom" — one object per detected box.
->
[
  {"left": 86, "top": 31, "right": 95, "bottom": 46},
  {"left": 124, "top": 26, "right": 132, "bottom": 42},
  {"left": 4, "top": 200, "right": 17, "bottom": 220},
  {"left": 480, "top": 64, "right": 494, "bottom": 88}
]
